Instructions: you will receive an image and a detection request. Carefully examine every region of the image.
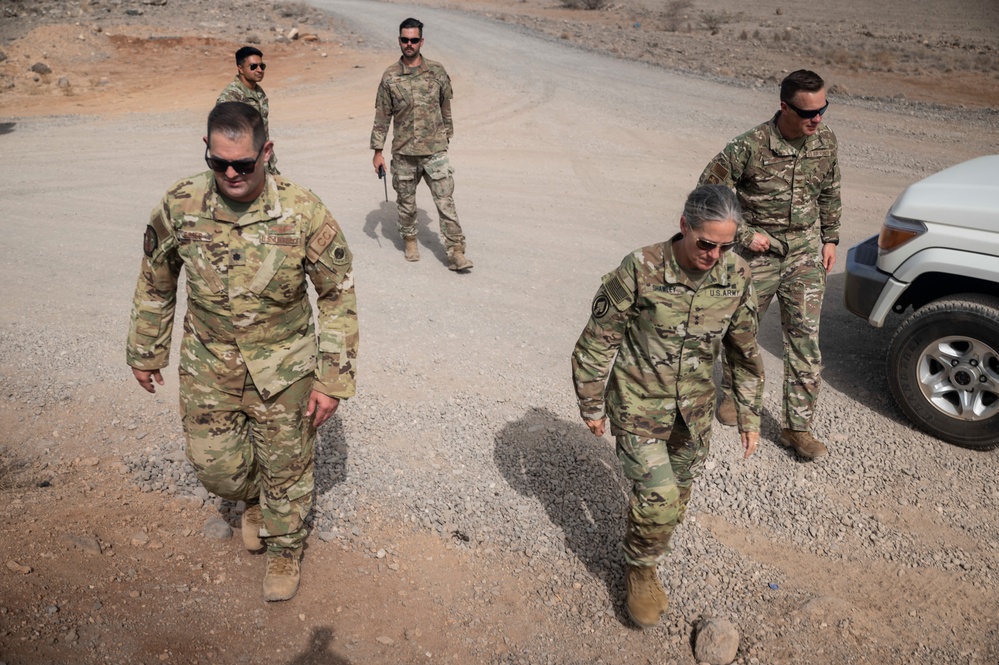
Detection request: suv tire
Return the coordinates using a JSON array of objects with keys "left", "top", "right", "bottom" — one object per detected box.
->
[{"left": 887, "top": 294, "right": 999, "bottom": 449}]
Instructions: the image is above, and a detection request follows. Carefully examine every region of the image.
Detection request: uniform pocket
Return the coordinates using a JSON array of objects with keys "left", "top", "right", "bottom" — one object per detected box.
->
[{"left": 423, "top": 152, "right": 452, "bottom": 180}]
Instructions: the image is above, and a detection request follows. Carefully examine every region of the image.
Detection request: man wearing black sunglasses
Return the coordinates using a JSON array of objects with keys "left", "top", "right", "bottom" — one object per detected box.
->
[
  {"left": 699, "top": 69, "right": 841, "bottom": 460},
  {"left": 127, "top": 102, "right": 358, "bottom": 602},
  {"left": 217, "top": 45, "right": 279, "bottom": 174},
  {"left": 370, "top": 17, "right": 473, "bottom": 271}
]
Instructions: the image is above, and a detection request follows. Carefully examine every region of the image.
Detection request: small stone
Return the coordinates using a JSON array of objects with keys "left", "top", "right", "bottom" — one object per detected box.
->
[
  {"left": 201, "top": 518, "right": 232, "bottom": 540},
  {"left": 287, "top": 27, "right": 300, "bottom": 41},
  {"left": 130, "top": 532, "right": 150, "bottom": 547},
  {"left": 61, "top": 533, "right": 102, "bottom": 555},
  {"left": 694, "top": 618, "right": 740, "bottom": 665},
  {"left": 30, "top": 62, "right": 52, "bottom": 75},
  {"left": 6, "top": 560, "right": 31, "bottom": 574},
  {"left": 376, "top": 636, "right": 394, "bottom": 645}
]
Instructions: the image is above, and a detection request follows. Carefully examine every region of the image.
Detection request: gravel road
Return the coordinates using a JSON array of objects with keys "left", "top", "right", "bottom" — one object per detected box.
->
[{"left": 2, "top": 0, "right": 998, "bottom": 662}]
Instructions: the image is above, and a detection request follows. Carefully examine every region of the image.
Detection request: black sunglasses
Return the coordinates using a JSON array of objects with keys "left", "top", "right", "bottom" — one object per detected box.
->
[
  {"left": 399, "top": 37, "right": 422, "bottom": 44},
  {"left": 248, "top": 62, "right": 266, "bottom": 71},
  {"left": 204, "top": 144, "right": 265, "bottom": 175},
  {"left": 695, "top": 237, "right": 736, "bottom": 252},
  {"left": 784, "top": 100, "right": 829, "bottom": 120}
]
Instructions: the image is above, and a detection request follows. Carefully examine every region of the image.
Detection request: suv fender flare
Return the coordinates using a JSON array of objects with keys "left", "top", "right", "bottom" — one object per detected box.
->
[{"left": 869, "top": 248, "right": 999, "bottom": 326}]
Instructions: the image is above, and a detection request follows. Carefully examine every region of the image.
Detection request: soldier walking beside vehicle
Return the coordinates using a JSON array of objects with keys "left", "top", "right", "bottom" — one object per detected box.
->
[
  {"left": 699, "top": 69, "right": 841, "bottom": 459},
  {"left": 571, "top": 185, "right": 764, "bottom": 628},
  {"left": 126, "top": 102, "right": 358, "bottom": 601},
  {"left": 370, "top": 17, "right": 472, "bottom": 271}
]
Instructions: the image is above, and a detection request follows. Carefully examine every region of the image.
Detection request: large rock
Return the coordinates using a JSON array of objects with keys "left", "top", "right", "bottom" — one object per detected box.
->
[
  {"left": 202, "top": 518, "right": 232, "bottom": 540},
  {"left": 693, "top": 617, "right": 740, "bottom": 665}
]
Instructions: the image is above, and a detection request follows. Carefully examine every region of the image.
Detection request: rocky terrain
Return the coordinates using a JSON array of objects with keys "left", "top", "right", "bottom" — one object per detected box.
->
[{"left": 1, "top": 1, "right": 997, "bottom": 664}]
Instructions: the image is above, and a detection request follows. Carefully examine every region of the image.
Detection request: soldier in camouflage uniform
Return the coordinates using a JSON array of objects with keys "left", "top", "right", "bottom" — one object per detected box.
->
[
  {"left": 571, "top": 185, "right": 764, "bottom": 629},
  {"left": 370, "top": 17, "right": 472, "bottom": 272},
  {"left": 699, "top": 69, "right": 840, "bottom": 460},
  {"left": 126, "top": 102, "right": 358, "bottom": 602},
  {"left": 217, "top": 46, "right": 279, "bottom": 175}
]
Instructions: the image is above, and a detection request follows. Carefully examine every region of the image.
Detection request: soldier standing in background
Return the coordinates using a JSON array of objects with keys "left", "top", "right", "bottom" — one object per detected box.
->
[
  {"left": 571, "top": 185, "right": 764, "bottom": 629},
  {"left": 126, "top": 102, "right": 358, "bottom": 601},
  {"left": 370, "top": 17, "right": 472, "bottom": 272},
  {"left": 217, "top": 46, "right": 279, "bottom": 174},
  {"left": 699, "top": 69, "right": 840, "bottom": 460}
]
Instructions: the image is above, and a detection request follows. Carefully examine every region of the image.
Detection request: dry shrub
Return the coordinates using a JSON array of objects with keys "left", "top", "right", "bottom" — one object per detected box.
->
[
  {"left": 700, "top": 11, "right": 732, "bottom": 34},
  {"left": 739, "top": 29, "right": 748, "bottom": 40},
  {"left": 753, "top": 29, "right": 761, "bottom": 39},
  {"left": 872, "top": 50, "right": 896, "bottom": 70},
  {"left": 277, "top": 1, "right": 313, "bottom": 18},
  {"left": 558, "top": 0, "right": 607, "bottom": 9},
  {"left": 830, "top": 48, "right": 850, "bottom": 65},
  {"left": 662, "top": 0, "right": 694, "bottom": 32}
]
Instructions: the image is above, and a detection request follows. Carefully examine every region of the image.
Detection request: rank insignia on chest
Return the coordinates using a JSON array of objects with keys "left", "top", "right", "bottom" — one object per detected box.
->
[{"left": 230, "top": 248, "right": 245, "bottom": 266}]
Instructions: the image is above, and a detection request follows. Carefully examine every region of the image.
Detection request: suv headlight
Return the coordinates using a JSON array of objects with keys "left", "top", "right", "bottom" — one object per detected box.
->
[{"left": 878, "top": 214, "right": 926, "bottom": 252}]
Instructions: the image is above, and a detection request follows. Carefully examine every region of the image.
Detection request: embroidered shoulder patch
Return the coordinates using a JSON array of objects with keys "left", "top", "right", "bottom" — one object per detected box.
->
[
  {"left": 604, "top": 274, "right": 631, "bottom": 309},
  {"left": 306, "top": 223, "right": 337, "bottom": 263},
  {"left": 591, "top": 293, "right": 610, "bottom": 319},
  {"left": 143, "top": 225, "right": 158, "bottom": 257},
  {"left": 709, "top": 162, "right": 730, "bottom": 184}
]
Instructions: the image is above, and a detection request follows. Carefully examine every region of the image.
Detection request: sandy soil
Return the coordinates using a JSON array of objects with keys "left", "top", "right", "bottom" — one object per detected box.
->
[{"left": 1, "top": 0, "right": 998, "bottom": 664}]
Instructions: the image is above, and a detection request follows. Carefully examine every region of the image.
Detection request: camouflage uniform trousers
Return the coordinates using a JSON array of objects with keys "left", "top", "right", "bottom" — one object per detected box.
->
[
  {"left": 390, "top": 151, "right": 465, "bottom": 252},
  {"left": 180, "top": 370, "right": 316, "bottom": 556},
  {"left": 722, "top": 232, "right": 826, "bottom": 431},
  {"left": 616, "top": 416, "right": 709, "bottom": 567}
]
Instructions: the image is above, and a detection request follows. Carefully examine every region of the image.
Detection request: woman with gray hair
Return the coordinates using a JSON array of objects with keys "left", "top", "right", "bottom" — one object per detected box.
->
[{"left": 570, "top": 184, "right": 764, "bottom": 628}]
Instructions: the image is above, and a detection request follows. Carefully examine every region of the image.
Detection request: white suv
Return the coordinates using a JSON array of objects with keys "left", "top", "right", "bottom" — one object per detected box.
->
[{"left": 844, "top": 155, "right": 999, "bottom": 449}]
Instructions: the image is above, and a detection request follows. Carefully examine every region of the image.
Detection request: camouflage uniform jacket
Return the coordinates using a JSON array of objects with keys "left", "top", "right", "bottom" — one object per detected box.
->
[
  {"left": 217, "top": 76, "right": 271, "bottom": 137},
  {"left": 369, "top": 57, "right": 453, "bottom": 156},
  {"left": 698, "top": 113, "right": 841, "bottom": 252},
  {"left": 571, "top": 237, "right": 764, "bottom": 440},
  {"left": 126, "top": 172, "right": 358, "bottom": 401}
]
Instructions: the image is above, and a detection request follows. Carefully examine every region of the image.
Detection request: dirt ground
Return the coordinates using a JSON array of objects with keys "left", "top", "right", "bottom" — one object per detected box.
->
[{"left": 1, "top": 1, "right": 997, "bottom": 664}]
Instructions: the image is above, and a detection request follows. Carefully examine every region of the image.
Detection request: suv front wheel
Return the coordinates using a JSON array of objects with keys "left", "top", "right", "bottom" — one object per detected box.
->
[{"left": 887, "top": 294, "right": 999, "bottom": 449}]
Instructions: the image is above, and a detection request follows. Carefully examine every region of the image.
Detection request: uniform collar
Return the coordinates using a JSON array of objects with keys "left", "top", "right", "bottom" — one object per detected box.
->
[
  {"left": 397, "top": 57, "right": 428, "bottom": 75},
  {"left": 663, "top": 233, "right": 732, "bottom": 290},
  {"left": 768, "top": 111, "right": 822, "bottom": 156},
  {"left": 205, "top": 172, "right": 283, "bottom": 226}
]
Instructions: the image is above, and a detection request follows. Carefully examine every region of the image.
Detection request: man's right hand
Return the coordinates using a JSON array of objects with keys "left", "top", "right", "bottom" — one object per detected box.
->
[
  {"left": 585, "top": 418, "right": 607, "bottom": 437},
  {"left": 132, "top": 368, "right": 164, "bottom": 394},
  {"left": 747, "top": 232, "right": 771, "bottom": 253},
  {"left": 372, "top": 150, "right": 386, "bottom": 176}
]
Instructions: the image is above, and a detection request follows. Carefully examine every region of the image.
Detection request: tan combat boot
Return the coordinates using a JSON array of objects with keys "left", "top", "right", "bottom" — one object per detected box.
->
[
  {"left": 448, "top": 247, "right": 473, "bottom": 272},
  {"left": 241, "top": 503, "right": 264, "bottom": 552},
  {"left": 715, "top": 392, "right": 737, "bottom": 426},
  {"left": 779, "top": 429, "right": 828, "bottom": 459},
  {"left": 404, "top": 236, "right": 420, "bottom": 262},
  {"left": 625, "top": 564, "right": 669, "bottom": 629},
  {"left": 263, "top": 551, "right": 301, "bottom": 602}
]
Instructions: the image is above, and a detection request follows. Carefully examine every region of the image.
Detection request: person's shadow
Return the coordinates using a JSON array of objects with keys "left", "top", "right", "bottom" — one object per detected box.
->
[
  {"left": 285, "top": 626, "right": 351, "bottom": 665},
  {"left": 494, "top": 407, "right": 633, "bottom": 624},
  {"left": 363, "top": 201, "right": 449, "bottom": 267},
  {"left": 0, "top": 122, "right": 15, "bottom": 136},
  {"left": 314, "top": 414, "right": 350, "bottom": 503}
]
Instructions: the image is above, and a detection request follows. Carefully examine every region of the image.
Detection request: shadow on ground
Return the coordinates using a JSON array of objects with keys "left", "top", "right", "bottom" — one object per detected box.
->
[
  {"left": 363, "top": 200, "right": 449, "bottom": 267},
  {"left": 0, "top": 122, "right": 15, "bottom": 136},
  {"left": 285, "top": 626, "right": 351, "bottom": 665},
  {"left": 752, "top": 271, "right": 909, "bottom": 429},
  {"left": 494, "top": 406, "right": 633, "bottom": 624}
]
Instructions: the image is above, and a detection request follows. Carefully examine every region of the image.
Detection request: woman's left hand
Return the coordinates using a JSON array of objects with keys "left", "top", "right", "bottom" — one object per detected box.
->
[{"left": 740, "top": 431, "right": 759, "bottom": 459}]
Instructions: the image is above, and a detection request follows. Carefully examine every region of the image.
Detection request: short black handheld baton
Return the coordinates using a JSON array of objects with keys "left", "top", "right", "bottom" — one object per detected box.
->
[{"left": 377, "top": 165, "right": 388, "bottom": 202}]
